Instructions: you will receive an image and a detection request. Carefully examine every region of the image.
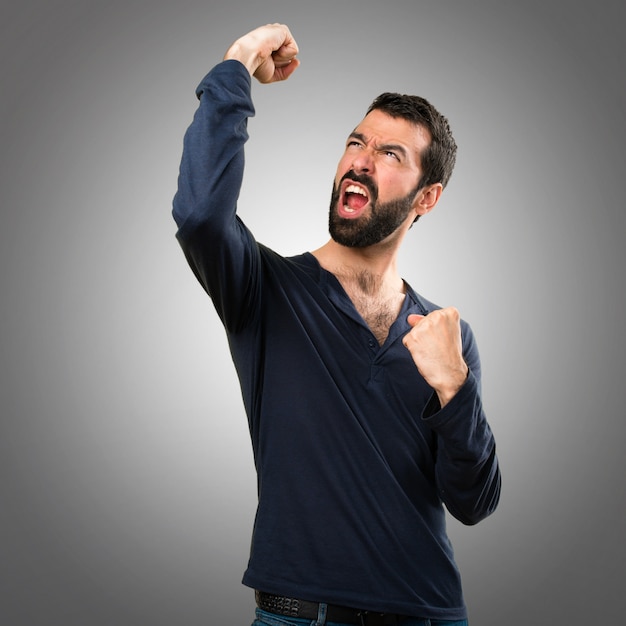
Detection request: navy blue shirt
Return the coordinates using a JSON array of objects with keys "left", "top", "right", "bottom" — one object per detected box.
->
[{"left": 173, "top": 60, "right": 500, "bottom": 621}]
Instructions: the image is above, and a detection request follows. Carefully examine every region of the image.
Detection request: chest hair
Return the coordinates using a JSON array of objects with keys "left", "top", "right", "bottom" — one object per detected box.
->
[{"left": 336, "top": 269, "right": 405, "bottom": 346}]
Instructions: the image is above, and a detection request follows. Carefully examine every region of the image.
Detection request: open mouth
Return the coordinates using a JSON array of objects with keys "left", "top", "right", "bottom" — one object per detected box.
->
[{"left": 339, "top": 181, "right": 371, "bottom": 218}]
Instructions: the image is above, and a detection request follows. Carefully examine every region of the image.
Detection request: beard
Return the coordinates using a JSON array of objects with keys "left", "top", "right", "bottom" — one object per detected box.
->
[{"left": 328, "top": 171, "right": 421, "bottom": 248}]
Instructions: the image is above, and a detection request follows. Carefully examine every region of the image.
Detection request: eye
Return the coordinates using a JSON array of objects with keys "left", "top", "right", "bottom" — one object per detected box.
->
[{"left": 383, "top": 150, "right": 400, "bottom": 161}]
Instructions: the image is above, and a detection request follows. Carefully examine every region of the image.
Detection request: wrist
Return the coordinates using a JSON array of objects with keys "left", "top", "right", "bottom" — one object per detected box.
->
[
  {"left": 223, "top": 41, "right": 261, "bottom": 76},
  {"left": 434, "top": 365, "right": 469, "bottom": 408}
]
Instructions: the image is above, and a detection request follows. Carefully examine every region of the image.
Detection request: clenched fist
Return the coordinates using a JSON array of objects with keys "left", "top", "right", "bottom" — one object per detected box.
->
[
  {"left": 224, "top": 23, "right": 300, "bottom": 83},
  {"left": 402, "top": 307, "right": 469, "bottom": 408}
]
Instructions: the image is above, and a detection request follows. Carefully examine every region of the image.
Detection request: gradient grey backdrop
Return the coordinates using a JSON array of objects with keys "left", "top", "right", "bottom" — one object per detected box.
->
[{"left": 2, "top": 1, "right": 624, "bottom": 624}]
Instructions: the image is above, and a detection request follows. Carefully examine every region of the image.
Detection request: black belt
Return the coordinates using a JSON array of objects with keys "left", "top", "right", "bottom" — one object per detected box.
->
[{"left": 255, "top": 591, "right": 413, "bottom": 625}]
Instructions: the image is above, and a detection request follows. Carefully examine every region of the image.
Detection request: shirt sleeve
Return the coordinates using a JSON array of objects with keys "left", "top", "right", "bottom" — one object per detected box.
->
[
  {"left": 422, "top": 321, "right": 501, "bottom": 525},
  {"left": 172, "top": 60, "right": 260, "bottom": 332}
]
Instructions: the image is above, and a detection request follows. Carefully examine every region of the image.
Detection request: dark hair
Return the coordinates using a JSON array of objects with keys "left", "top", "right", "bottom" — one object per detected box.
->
[{"left": 366, "top": 92, "right": 457, "bottom": 190}]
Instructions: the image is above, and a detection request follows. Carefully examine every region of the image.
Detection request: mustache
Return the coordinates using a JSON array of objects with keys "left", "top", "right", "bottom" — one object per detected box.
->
[{"left": 339, "top": 170, "right": 378, "bottom": 200}]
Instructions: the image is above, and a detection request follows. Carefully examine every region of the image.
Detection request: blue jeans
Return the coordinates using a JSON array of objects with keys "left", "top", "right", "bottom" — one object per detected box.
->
[{"left": 252, "top": 607, "right": 468, "bottom": 626}]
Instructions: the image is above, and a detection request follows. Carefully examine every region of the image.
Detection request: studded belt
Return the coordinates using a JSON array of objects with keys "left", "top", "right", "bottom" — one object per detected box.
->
[{"left": 255, "top": 591, "right": 414, "bottom": 625}]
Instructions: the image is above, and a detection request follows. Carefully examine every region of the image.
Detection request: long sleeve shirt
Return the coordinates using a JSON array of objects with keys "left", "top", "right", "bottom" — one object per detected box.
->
[{"left": 172, "top": 59, "right": 501, "bottom": 621}]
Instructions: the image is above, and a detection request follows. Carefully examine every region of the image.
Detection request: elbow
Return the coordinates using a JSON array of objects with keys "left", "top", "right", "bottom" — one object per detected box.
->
[
  {"left": 449, "top": 487, "right": 501, "bottom": 526},
  {"left": 444, "top": 458, "right": 502, "bottom": 526},
  {"left": 456, "top": 496, "right": 499, "bottom": 526}
]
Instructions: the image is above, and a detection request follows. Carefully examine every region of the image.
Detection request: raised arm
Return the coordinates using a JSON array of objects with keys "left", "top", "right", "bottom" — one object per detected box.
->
[{"left": 172, "top": 25, "right": 299, "bottom": 330}]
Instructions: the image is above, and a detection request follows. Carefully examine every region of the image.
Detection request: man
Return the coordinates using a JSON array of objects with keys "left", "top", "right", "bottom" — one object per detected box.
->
[{"left": 173, "top": 23, "right": 500, "bottom": 626}]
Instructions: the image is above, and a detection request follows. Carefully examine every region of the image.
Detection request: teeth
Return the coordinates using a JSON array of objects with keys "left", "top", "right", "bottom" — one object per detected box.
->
[{"left": 345, "top": 184, "right": 367, "bottom": 197}]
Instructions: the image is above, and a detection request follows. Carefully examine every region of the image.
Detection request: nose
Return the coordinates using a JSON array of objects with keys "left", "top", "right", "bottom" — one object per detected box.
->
[{"left": 351, "top": 149, "right": 374, "bottom": 173}]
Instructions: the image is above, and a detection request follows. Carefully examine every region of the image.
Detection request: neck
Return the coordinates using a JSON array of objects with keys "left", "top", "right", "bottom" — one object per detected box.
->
[{"left": 312, "top": 237, "right": 403, "bottom": 294}]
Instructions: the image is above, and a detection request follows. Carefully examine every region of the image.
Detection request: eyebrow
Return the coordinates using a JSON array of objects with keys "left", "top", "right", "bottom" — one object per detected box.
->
[{"left": 348, "top": 132, "right": 408, "bottom": 159}]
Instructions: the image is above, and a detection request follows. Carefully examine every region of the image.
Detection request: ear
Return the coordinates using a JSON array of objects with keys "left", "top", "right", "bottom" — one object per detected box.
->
[{"left": 413, "top": 183, "right": 443, "bottom": 218}]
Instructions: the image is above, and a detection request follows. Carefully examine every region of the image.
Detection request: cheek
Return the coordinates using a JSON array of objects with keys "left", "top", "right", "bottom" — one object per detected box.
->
[
  {"left": 376, "top": 174, "right": 397, "bottom": 201},
  {"left": 381, "top": 173, "right": 413, "bottom": 200}
]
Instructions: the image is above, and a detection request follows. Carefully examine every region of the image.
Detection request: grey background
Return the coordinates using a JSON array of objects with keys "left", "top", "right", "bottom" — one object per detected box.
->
[{"left": 1, "top": 0, "right": 624, "bottom": 624}]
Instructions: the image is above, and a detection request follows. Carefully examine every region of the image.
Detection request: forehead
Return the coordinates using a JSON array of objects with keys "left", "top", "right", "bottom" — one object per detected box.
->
[{"left": 353, "top": 109, "right": 432, "bottom": 157}]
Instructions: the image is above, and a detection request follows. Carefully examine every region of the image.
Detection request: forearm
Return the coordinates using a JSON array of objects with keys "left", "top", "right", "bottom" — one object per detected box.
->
[
  {"left": 173, "top": 60, "right": 253, "bottom": 238},
  {"left": 424, "top": 372, "right": 501, "bottom": 525}
]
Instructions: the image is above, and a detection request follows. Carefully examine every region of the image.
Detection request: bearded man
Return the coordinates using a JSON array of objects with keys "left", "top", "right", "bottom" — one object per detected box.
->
[{"left": 173, "top": 23, "right": 500, "bottom": 626}]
